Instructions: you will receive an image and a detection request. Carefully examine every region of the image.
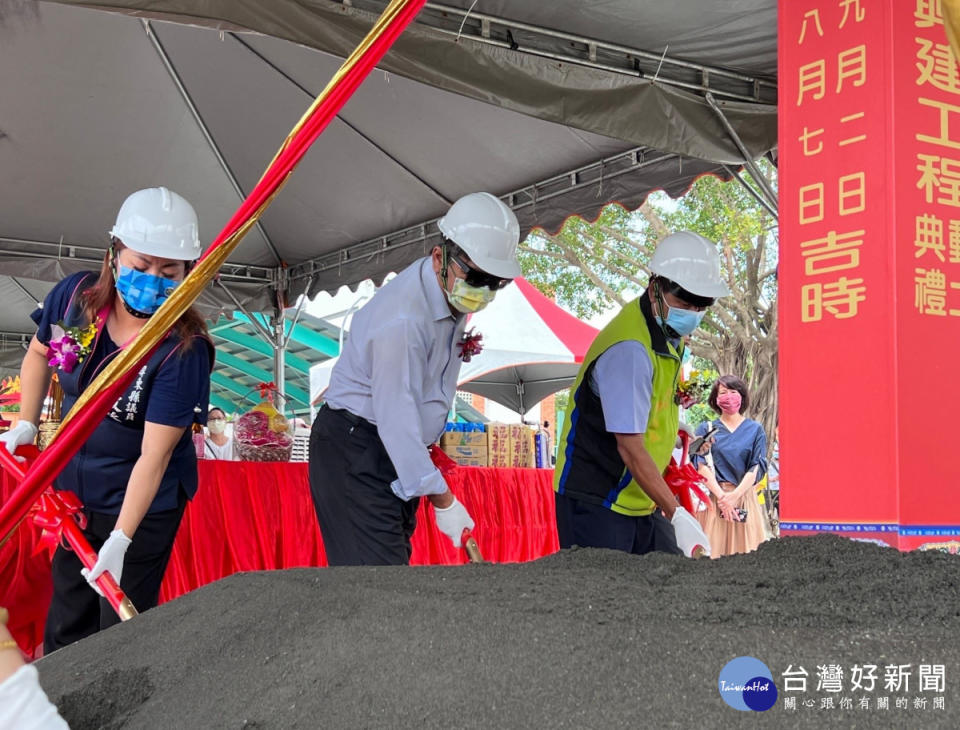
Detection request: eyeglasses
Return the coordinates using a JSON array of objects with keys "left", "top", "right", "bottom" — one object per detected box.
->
[{"left": 448, "top": 252, "right": 512, "bottom": 290}]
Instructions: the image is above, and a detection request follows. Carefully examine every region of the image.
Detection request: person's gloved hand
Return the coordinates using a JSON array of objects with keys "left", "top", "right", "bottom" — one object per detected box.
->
[
  {"left": 0, "top": 421, "right": 37, "bottom": 458},
  {"left": 671, "top": 506, "right": 711, "bottom": 558},
  {"left": 81, "top": 529, "right": 132, "bottom": 596},
  {"left": 433, "top": 498, "right": 475, "bottom": 548}
]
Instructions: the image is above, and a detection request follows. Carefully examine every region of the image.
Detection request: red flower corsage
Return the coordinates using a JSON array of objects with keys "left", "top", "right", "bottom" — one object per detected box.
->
[{"left": 458, "top": 328, "right": 484, "bottom": 362}]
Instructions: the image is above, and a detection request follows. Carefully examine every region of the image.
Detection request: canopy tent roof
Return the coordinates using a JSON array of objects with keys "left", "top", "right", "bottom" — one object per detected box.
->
[
  {"left": 0, "top": 1, "right": 777, "bottom": 307},
  {"left": 0, "top": 0, "right": 777, "bottom": 397},
  {"left": 457, "top": 278, "right": 598, "bottom": 414}
]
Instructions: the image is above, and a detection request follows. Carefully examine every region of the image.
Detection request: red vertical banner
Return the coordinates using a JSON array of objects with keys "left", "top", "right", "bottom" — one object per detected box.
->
[
  {"left": 893, "top": 0, "right": 960, "bottom": 550},
  {"left": 780, "top": 0, "right": 960, "bottom": 550}
]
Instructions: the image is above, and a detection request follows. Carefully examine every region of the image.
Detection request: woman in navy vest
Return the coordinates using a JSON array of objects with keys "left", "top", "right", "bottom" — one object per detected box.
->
[{"left": 0, "top": 188, "right": 214, "bottom": 652}]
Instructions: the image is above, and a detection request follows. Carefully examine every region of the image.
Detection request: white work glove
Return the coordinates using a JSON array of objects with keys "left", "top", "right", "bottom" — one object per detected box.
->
[
  {"left": 433, "top": 498, "right": 475, "bottom": 548},
  {"left": 81, "top": 529, "right": 132, "bottom": 596},
  {"left": 0, "top": 420, "right": 37, "bottom": 458},
  {"left": 670, "top": 506, "right": 711, "bottom": 558}
]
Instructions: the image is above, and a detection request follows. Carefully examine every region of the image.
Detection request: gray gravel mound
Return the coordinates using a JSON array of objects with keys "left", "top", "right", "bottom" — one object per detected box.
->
[{"left": 35, "top": 535, "right": 960, "bottom": 729}]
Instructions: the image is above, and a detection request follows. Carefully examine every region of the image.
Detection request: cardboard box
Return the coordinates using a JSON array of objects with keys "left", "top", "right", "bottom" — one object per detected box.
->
[
  {"left": 509, "top": 426, "right": 535, "bottom": 468},
  {"left": 440, "top": 431, "right": 487, "bottom": 449},
  {"left": 482, "top": 423, "right": 537, "bottom": 468},
  {"left": 486, "top": 423, "right": 511, "bottom": 467},
  {"left": 517, "top": 428, "right": 535, "bottom": 468},
  {"left": 443, "top": 443, "right": 488, "bottom": 467}
]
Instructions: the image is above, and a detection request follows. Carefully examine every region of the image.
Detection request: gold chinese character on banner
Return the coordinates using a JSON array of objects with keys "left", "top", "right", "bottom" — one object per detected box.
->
[
  {"left": 839, "top": 0, "right": 865, "bottom": 28},
  {"left": 915, "top": 267, "right": 948, "bottom": 314},
  {"left": 917, "top": 98, "right": 960, "bottom": 149},
  {"left": 839, "top": 111, "right": 867, "bottom": 146},
  {"left": 949, "top": 219, "right": 960, "bottom": 261},
  {"left": 916, "top": 153, "right": 960, "bottom": 206},
  {"left": 799, "top": 183, "right": 825, "bottom": 224},
  {"left": 799, "top": 8, "right": 825, "bottom": 44},
  {"left": 951, "top": 283, "right": 960, "bottom": 315},
  {"left": 839, "top": 173, "right": 866, "bottom": 215},
  {"left": 802, "top": 277, "right": 867, "bottom": 321},
  {"left": 798, "top": 60, "right": 827, "bottom": 104},
  {"left": 801, "top": 229, "right": 865, "bottom": 274},
  {"left": 915, "top": 213, "right": 946, "bottom": 260},
  {"left": 798, "top": 126, "right": 825, "bottom": 155},
  {"left": 837, "top": 46, "right": 867, "bottom": 92},
  {"left": 915, "top": 0, "right": 943, "bottom": 29},
  {"left": 916, "top": 38, "right": 960, "bottom": 94}
]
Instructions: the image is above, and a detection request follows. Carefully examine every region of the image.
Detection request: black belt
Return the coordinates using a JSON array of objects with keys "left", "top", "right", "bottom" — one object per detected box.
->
[{"left": 323, "top": 404, "right": 376, "bottom": 432}]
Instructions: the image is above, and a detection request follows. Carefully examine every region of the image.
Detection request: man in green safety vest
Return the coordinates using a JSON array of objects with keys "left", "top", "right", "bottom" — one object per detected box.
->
[{"left": 554, "top": 232, "right": 729, "bottom": 558}]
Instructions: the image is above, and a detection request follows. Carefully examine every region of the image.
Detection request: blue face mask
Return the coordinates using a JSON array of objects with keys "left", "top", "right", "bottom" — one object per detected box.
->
[
  {"left": 115, "top": 264, "right": 180, "bottom": 316},
  {"left": 657, "top": 304, "right": 705, "bottom": 337}
]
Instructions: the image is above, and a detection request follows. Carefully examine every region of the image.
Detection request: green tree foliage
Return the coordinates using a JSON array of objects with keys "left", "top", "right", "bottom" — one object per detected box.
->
[{"left": 520, "top": 167, "right": 778, "bottom": 453}]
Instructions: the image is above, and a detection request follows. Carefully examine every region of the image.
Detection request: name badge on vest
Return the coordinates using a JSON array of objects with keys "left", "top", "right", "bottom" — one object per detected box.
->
[{"left": 108, "top": 364, "right": 149, "bottom": 425}]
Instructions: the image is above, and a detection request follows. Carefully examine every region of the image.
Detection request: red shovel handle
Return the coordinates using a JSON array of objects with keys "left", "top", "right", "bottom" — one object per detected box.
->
[
  {"left": 428, "top": 443, "right": 458, "bottom": 476},
  {"left": 0, "top": 444, "right": 138, "bottom": 620}
]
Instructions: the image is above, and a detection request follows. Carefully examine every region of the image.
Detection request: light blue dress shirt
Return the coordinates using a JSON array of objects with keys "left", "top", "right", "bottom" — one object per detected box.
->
[
  {"left": 589, "top": 340, "right": 654, "bottom": 433},
  {"left": 324, "top": 257, "right": 467, "bottom": 500}
]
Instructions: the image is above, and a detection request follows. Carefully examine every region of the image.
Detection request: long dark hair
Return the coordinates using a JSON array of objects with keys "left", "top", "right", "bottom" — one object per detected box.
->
[{"left": 80, "top": 241, "right": 208, "bottom": 349}]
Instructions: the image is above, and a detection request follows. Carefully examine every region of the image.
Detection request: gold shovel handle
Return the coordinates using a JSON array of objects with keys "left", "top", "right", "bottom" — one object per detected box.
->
[{"left": 462, "top": 529, "right": 484, "bottom": 563}]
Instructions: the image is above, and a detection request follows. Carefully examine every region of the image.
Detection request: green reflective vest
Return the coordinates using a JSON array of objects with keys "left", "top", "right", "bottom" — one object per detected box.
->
[{"left": 554, "top": 295, "right": 682, "bottom": 516}]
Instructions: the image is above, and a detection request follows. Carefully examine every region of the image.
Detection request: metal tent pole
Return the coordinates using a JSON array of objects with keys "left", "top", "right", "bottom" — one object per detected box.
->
[
  {"left": 142, "top": 19, "right": 283, "bottom": 265},
  {"left": 722, "top": 165, "right": 778, "bottom": 219},
  {"left": 273, "top": 315, "right": 286, "bottom": 410},
  {"left": 705, "top": 92, "right": 779, "bottom": 216}
]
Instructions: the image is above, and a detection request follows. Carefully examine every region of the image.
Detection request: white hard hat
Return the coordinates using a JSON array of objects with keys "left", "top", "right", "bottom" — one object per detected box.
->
[
  {"left": 649, "top": 231, "right": 730, "bottom": 299},
  {"left": 437, "top": 192, "right": 521, "bottom": 279},
  {"left": 109, "top": 187, "right": 202, "bottom": 260}
]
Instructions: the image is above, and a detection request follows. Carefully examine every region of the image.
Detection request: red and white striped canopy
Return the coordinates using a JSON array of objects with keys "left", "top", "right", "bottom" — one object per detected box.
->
[{"left": 457, "top": 278, "right": 598, "bottom": 414}]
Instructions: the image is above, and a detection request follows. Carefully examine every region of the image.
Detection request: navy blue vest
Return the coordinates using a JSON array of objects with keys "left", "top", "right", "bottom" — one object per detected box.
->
[{"left": 55, "top": 274, "right": 213, "bottom": 514}]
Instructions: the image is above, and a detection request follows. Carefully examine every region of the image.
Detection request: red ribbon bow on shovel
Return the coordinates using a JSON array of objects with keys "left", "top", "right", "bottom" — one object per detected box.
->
[
  {"left": 663, "top": 430, "right": 711, "bottom": 514},
  {"left": 32, "top": 489, "right": 86, "bottom": 559}
]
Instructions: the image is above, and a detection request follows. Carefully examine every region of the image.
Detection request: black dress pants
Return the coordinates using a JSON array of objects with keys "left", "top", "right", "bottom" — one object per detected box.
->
[
  {"left": 555, "top": 491, "right": 681, "bottom": 555},
  {"left": 308, "top": 405, "right": 419, "bottom": 566},
  {"left": 43, "top": 490, "right": 186, "bottom": 654}
]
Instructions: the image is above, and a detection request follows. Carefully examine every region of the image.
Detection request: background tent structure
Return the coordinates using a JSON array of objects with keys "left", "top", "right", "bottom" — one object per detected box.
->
[
  {"left": 457, "top": 278, "right": 598, "bottom": 414},
  {"left": 0, "top": 0, "right": 777, "bottom": 401}
]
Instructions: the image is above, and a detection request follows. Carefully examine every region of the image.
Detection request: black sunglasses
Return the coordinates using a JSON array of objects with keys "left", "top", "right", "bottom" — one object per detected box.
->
[{"left": 448, "top": 252, "right": 512, "bottom": 290}]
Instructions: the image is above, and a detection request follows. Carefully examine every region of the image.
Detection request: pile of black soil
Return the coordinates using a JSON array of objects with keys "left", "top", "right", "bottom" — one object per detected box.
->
[{"left": 35, "top": 536, "right": 960, "bottom": 728}]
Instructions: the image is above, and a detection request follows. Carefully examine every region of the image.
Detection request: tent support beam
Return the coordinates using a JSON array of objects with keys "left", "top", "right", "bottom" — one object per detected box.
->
[
  {"left": 272, "top": 290, "right": 285, "bottom": 408},
  {"left": 281, "top": 277, "right": 314, "bottom": 350},
  {"left": 466, "top": 376, "right": 576, "bottom": 388},
  {"left": 722, "top": 165, "right": 778, "bottom": 220},
  {"left": 273, "top": 328, "right": 285, "bottom": 410},
  {"left": 411, "top": 1, "right": 777, "bottom": 103},
  {"left": 142, "top": 19, "right": 284, "bottom": 266},
  {"left": 287, "top": 146, "right": 691, "bottom": 286},
  {"left": 705, "top": 93, "right": 778, "bottom": 216},
  {"left": 217, "top": 281, "right": 276, "bottom": 345},
  {"left": 8, "top": 277, "right": 39, "bottom": 307},
  {"left": 0, "top": 236, "right": 274, "bottom": 285},
  {"left": 229, "top": 33, "right": 453, "bottom": 207},
  {"left": 0, "top": 331, "right": 31, "bottom": 350}
]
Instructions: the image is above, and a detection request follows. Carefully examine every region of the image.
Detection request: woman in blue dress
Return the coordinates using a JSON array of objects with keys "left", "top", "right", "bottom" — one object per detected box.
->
[
  {"left": 692, "top": 375, "right": 768, "bottom": 557},
  {"left": 0, "top": 187, "right": 214, "bottom": 652}
]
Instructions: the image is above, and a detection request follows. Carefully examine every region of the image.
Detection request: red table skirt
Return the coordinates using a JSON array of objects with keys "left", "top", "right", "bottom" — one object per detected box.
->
[{"left": 1, "top": 461, "right": 559, "bottom": 657}]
